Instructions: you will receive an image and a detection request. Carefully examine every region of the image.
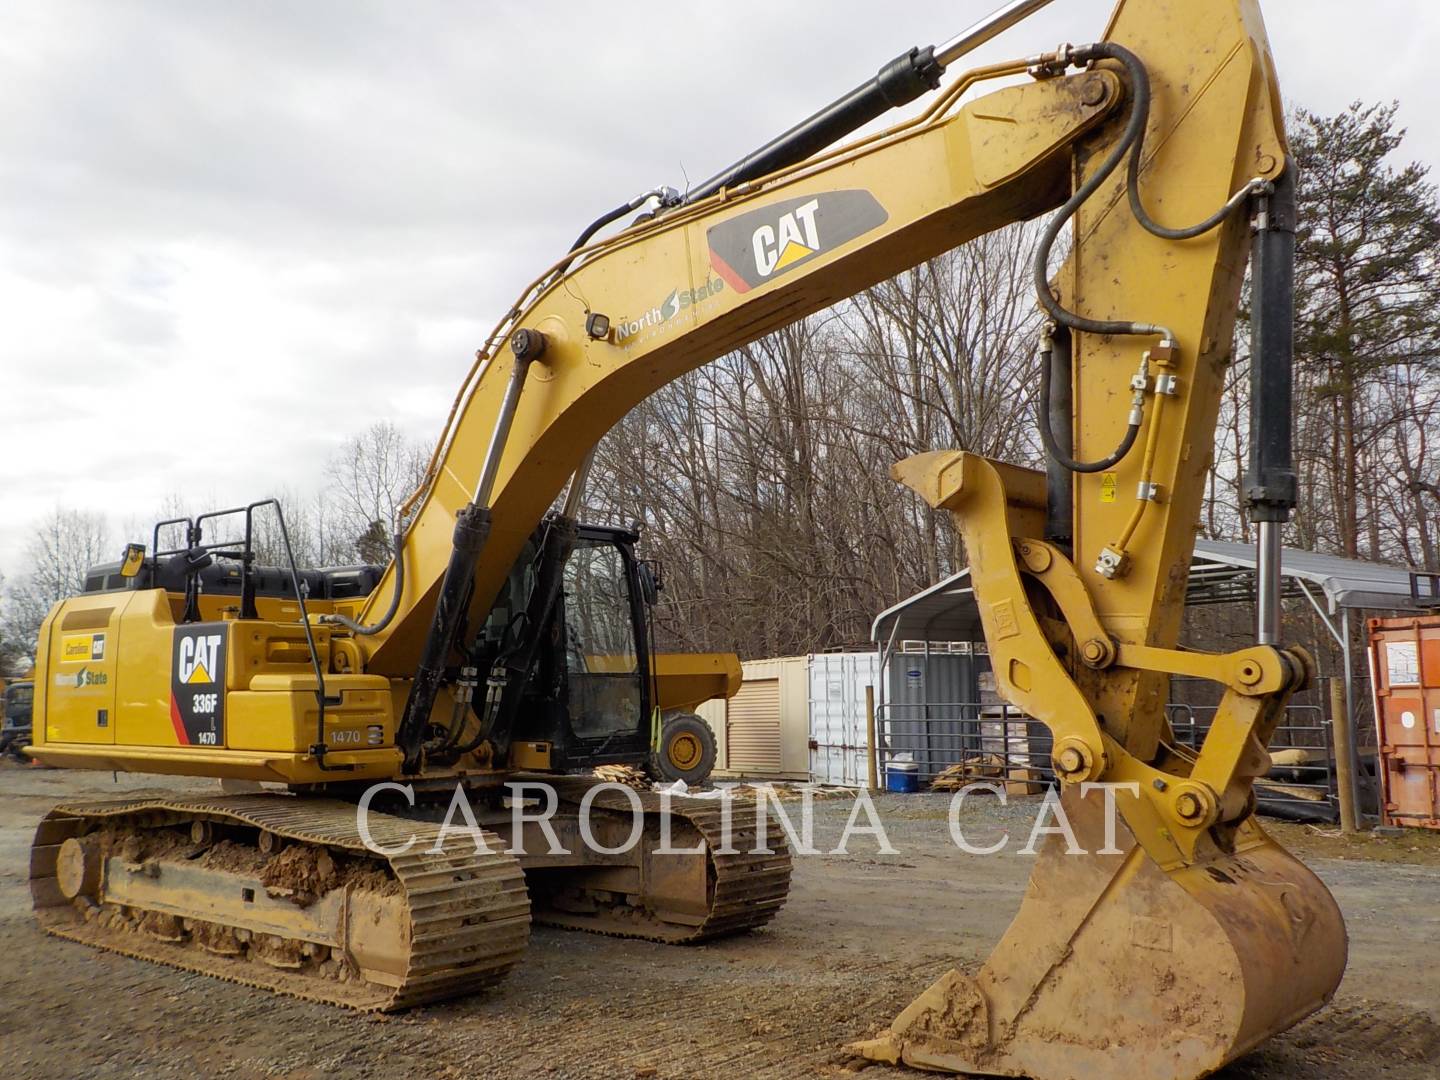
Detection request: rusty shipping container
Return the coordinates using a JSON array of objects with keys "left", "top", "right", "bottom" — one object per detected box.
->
[{"left": 1369, "top": 614, "right": 1440, "bottom": 829}]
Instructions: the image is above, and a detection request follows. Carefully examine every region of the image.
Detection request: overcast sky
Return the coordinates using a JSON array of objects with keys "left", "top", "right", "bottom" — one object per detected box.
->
[{"left": 2, "top": 0, "right": 1436, "bottom": 578}]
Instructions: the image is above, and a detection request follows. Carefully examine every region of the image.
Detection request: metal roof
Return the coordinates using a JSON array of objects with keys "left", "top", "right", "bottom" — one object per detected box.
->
[
  {"left": 871, "top": 571, "right": 983, "bottom": 646},
  {"left": 871, "top": 538, "right": 1426, "bottom": 645}
]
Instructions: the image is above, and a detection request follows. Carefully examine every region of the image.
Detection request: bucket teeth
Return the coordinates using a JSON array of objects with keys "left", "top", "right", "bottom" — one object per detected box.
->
[{"left": 850, "top": 786, "right": 1347, "bottom": 1080}]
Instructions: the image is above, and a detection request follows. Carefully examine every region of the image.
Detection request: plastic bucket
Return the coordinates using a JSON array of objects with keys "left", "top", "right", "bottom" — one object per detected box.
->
[{"left": 886, "top": 762, "right": 920, "bottom": 793}]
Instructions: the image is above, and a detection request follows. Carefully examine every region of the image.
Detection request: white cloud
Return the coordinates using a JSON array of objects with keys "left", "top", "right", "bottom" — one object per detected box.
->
[{"left": 1, "top": 0, "right": 1436, "bottom": 576}]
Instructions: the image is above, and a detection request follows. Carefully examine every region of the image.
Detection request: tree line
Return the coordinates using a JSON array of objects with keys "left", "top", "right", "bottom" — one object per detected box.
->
[{"left": 2, "top": 101, "right": 1436, "bottom": 672}]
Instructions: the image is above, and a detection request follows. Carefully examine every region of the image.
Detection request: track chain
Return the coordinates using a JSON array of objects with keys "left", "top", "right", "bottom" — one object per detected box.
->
[
  {"left": 31, "top": 793, "right": 530, "bottom": 1011},
  {"left": 537, "top": 779, "right": 792, "bottom": 942}
]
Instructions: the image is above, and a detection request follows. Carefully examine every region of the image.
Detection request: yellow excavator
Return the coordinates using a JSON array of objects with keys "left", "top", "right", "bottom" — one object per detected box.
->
[{"left": 27, "top": 0, "right": 1346, "bottom": 1074}]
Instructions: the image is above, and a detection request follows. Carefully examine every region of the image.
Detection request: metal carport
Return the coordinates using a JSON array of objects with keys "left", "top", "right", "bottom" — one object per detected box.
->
[{"left": 871, "top": 539, "right": 1431, "bottom": 811}]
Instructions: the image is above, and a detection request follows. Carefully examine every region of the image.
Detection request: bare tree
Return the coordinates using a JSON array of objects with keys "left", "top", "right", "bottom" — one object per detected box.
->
[
  {"left": 0, "top": 571, "right": 29, "bottom": 675},
  {"left": 588, "top": 222, "right": 1048, "bottom": 658},
  {"left": 2, "top": 508, "right": 112, "bottom": 652},
  {"left": 326, "top": 421, "right": 429, "bottom": 563}
]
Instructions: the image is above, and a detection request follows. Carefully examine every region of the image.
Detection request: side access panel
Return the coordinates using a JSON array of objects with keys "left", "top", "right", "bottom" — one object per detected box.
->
[{"left": 41, "top": 593, "right": 125, "bottom": 745}]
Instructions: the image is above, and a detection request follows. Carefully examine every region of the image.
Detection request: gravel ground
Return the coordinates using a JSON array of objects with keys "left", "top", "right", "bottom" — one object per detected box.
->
[{"left": 2, "top": 762, "right": 1437, "bottom": 1080}]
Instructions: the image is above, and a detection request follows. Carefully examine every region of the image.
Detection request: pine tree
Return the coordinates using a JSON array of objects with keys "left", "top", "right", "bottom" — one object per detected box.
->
[{"left": 1291, "top": 102, "right": 1440, "bottom": 558}]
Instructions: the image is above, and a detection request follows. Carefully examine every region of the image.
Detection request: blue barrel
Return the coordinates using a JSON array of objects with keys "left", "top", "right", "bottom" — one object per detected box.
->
[{"left": 886, "top": 762, "right": 920, "bottom": 793}]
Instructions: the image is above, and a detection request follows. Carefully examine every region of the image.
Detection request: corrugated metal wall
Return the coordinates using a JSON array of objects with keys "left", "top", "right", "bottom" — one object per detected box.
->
[
  {"left": 726, "top": 677, "right": 782, "bottom": 773},
  {"left": 807, "top": 652, "right": 881, "bottom": 786},
  {"left": 697, "top": 650, "right": 998, "bottom": 786},
  {"left": 697, "top": 656, "right": 812, "bottom": 780},
  {"left": 884, "top": 650, "right": 984, "bottom": 774}
]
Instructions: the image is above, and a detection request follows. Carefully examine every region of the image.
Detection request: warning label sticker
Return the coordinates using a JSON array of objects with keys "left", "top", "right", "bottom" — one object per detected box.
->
[
  {"left": 1099, "top": 473, "right": 1118, "bottom": 503},
  {"left": 1385, "top": 641, "right": 1420, "bottom": 686}
]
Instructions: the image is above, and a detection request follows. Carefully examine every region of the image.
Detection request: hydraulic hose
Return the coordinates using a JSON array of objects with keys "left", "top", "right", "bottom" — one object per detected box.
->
[
  {"left": 1031, "top": 42, "right": 1173, "bottom": 347},
  {"left": 1037, "top": 343, "right": 1140, "bottom": 473},
  {"left": 442, "top": 609, "right": 525, "bottom": 757},
  {"left": 568, "top": 200, "right": 640, "bottom": 254},
  {"left": 448, "top": 683, "right": 498, "bottom": 757},
  {"left": 1112, "top": 42, "right": 1271, "bottom": 241},
  {"left": 320, "top": 530, "right": 405, "bottom": 636},
  {"left": 1033, "top": 40, "right": 1261, "bottom": 475},
  {"left": 554, "top": 186, "right": 682, "bottom": 280}
]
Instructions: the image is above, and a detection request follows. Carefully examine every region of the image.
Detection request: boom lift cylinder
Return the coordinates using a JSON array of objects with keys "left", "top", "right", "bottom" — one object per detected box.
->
[
  {"left": 683, "top": 0, "right": 1058, "bottom": 205},
  {"left": 398, "top": 333, "right": 540, "bottom": 767},
  {"left": 1246, "top": 168, "right": 1299, "bottom": 643}
]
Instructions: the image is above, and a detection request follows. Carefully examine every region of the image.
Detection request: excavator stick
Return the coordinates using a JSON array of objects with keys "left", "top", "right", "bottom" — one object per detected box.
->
[{"left": 852, "top": 0, "right": 1347, "bottom": 1073}]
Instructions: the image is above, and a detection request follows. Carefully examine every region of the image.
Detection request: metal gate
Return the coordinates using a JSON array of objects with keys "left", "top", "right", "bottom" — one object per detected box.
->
[{"left": 882, "top": 646, "right": 985, "bottom": 776}]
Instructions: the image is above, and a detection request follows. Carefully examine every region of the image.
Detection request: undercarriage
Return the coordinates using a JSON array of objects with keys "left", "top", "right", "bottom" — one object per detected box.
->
[{"left": 32, "top": 781, "right": 791, "bottom": 1010}]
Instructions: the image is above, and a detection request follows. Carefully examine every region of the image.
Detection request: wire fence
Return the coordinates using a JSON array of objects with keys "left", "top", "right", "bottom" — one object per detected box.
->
[
  {"left": 875, "top": 698, "right": 1342, "bottom": 821},
  {"left": 876, "top": 702, "right": 1052, "bottom": 786}
]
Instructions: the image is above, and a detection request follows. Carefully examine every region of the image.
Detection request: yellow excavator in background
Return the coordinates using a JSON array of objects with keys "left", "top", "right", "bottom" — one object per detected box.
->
[{"left": 28, "top": 0, "right": 1347, "bottom": 1075}]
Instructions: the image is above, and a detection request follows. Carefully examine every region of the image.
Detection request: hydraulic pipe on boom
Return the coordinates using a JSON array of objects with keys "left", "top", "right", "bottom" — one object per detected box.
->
[{"left": 682, "top": 0, "right": 1057, "bottom": 205}]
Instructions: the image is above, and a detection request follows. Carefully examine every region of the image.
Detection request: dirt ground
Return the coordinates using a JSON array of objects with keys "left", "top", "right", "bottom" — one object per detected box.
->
[{"left": 2, "top": 762, "right": 1438, "bottom": 1080}]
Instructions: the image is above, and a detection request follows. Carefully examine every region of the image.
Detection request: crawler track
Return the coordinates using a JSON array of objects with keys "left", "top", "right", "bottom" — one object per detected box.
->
[
  {"left": 30, "top": 783, "right": 791, "bottom": 1011},
  {"left": 534, "top": 781, "right": 792, "bottom": 942},
  {"left": 31, "top": 794, "right": 531, "bottom": 1011}
]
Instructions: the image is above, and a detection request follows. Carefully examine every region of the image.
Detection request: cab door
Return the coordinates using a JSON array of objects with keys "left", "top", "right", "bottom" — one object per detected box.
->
[{"left": 558, "top": 533, "right": 650, "bottom": 763}]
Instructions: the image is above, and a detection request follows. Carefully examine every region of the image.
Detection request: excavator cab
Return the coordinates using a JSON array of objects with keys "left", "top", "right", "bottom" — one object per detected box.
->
[
  {"left": 459, "top": 518, "right": 721, "bottom": 781},
  {"left": 494, "top": 522, "right": 655, "bottom": 771}
]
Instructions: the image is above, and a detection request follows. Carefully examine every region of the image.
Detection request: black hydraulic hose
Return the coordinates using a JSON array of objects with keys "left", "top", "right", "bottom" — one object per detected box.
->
[
  {"left": 448, "top": 687, "right": 496, "bottom": 756},
  {"left": 1034, "top": 41, "right": 1262, "bottom": 333},
  {"left": 1031, "top": 41, "right": 1169, "bottom": 474},
  {"left": 552, "top": 187, "right": 680, "bottom": 281},
  {"left": 568, "top": 201, "right": 638, "bottom": 254},
  {"left": 444, "top": 609, "right": 525, "bottom": 757},
  {"left": 321, "top": 530, "right": 405, "bottom": 636},
  {"left": 1112, "top": 42, "right": 1268, "bottom": 241},
  {"left": 1031, "top": 42, "right": 1167, "bottom": 343},
  {"left": 543, "top": 201, "right": 637, "bottom": 286},
  {"left": 1037, "top": 345, "right": 1140, "bottom": 473},
  {"left": 1033, "top": 42, "right": 1267, "bottom": 477}
]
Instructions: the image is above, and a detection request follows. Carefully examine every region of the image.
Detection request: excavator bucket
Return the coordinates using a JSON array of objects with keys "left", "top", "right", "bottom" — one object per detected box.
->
[{"left": 853, "top": 786, "right": 1346, "bottom": 1079}]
